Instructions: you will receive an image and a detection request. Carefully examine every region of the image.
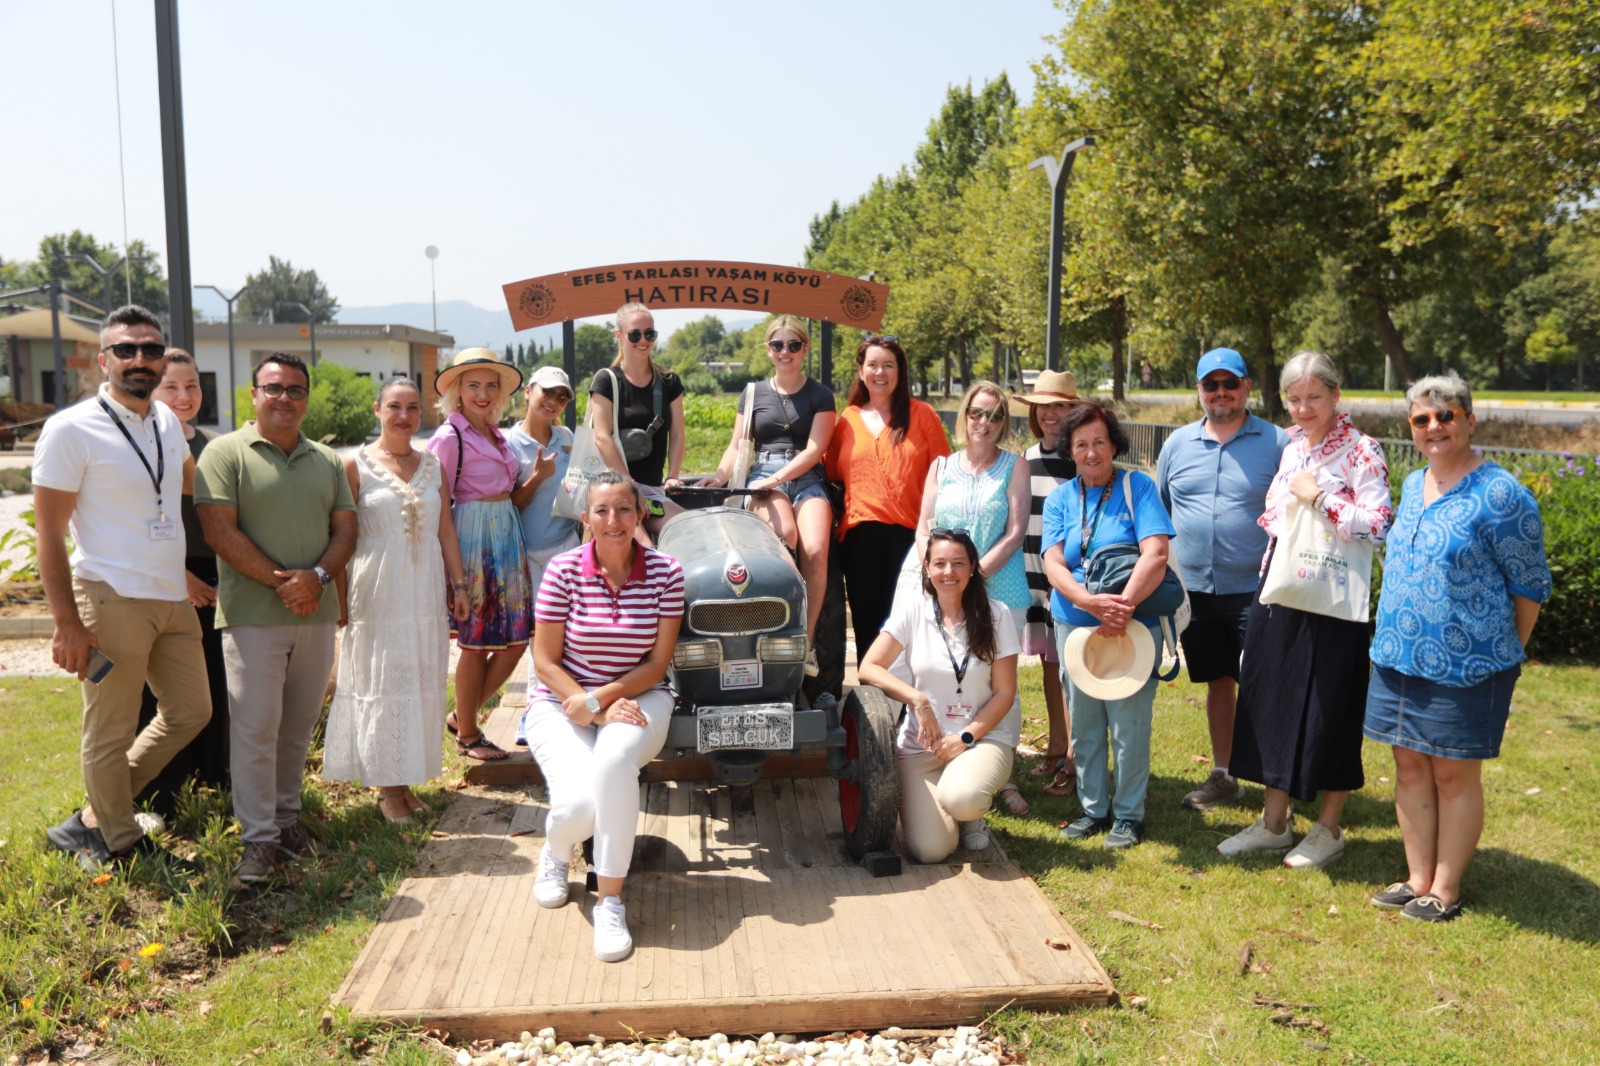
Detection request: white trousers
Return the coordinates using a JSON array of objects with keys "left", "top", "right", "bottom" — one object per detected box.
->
[
  {"left": 524, "top": 688, "right": 674, "bottom": 878},
  {"left": 897, "top": 739, "right": 1014, "bottom": 864}
]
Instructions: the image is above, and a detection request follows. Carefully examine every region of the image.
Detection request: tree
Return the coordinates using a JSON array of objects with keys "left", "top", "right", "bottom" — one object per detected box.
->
[
  {"left": 9, "top": 231, "right": 168, "bottom": 314},
  {"left": 237, "top": 256, "right": 339, "bottom": 324}
]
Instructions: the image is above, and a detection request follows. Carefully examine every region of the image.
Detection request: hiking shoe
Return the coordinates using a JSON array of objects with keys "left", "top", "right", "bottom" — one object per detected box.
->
[
  {"left": 804, "top": 647, "right": 820, "bottom": 677},
  {"left": 1371, "top": 882, "right": 1422, "bottom": 910},
  {"left": 1283, "top": 822, "right": 1344, "bottom": 870},
  {"left": 236, "top": 841, "right": 280, "bottom": 884},
  {"left": 1059, "top": 815, "right": 1113, "bottom": 840},
  {"left": 593, "top": 896, "right": 633, "bottom": 962},
  {"left": 276, "top": 822, "right": 313, "bottom": 861},
  {"left": 534, "top": 845, "right": 570, "bottom": 908},
  {"left": 1217, "top": 816, "right": 1294, "bottom": 856},
  {"left": 1104, "top": 819, "right": 1144, "bottom": 850},
  {"left": 47, "top": 811, "right": 113, "bottom": 872},
  {"left": 959, "top": 818, "right": 991, "bottom": 851},
  {"left": 1402, "top": 894, "right": 1463, "bottom": 923},
  {"left": 1182, "top": 769, "right": 1243, "bottom": 811}
]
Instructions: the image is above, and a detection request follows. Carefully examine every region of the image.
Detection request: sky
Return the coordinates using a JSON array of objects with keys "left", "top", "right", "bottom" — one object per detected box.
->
[{"left": 5, "top": 0, "right": 1067, "bottom": 338}]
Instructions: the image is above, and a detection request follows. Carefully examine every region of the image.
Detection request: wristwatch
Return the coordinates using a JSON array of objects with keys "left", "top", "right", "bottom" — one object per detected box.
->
[
  {"left": 584, "top": 693, "right": 601, "bottom": 716},
  {"left": 960, "top": 730, "right": 976, "bottom": 747},
  {"left": 313, "top": 565, "right": 332, "bottom": 588}
]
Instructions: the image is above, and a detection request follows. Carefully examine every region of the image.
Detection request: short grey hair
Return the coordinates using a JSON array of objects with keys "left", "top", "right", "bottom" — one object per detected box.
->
[
  {"left": 1279, "top": 350, "right": 1341, "bottom": 393},
  {"left": 1405, "top": 371, "right": 1473, "bottom": 416}
]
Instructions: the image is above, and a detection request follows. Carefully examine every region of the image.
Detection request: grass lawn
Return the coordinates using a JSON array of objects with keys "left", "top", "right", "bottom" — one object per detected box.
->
[{"left": 2, "top": 661, "right": 1597, "bottom": 1063}]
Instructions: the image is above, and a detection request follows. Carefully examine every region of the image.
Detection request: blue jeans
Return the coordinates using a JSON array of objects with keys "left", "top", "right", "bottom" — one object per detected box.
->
[{"left": 1058, "top": 624, "right": 1157, "bottom": 822}]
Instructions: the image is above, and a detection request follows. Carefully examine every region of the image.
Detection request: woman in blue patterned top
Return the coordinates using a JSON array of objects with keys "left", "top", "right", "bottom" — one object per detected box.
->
[{"left": 1363, "top": 371, "right": 1551, "bottom": 923}]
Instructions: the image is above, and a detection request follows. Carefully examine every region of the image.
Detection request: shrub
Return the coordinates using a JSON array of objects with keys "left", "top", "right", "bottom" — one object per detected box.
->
[
  {"left": 233, "top": 363, "right": 378, "bottom": 445},
  {"left": 678, "top": 369, "right": 721, "bottom": 396},
  {"left": 1516, "top": 453, "right": 1600, "bottom": 660},
  {"left": 681, "top": 393, "right": 738, "bottom": 432}
]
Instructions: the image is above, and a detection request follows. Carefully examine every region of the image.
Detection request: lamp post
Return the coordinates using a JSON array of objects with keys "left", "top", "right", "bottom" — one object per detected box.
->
[
  {"left": 425, "top": 246, "right": 439, "bottom": 332},
  {"left": 278, "top": 302, "right": 317, "bottom": 366},
  {"left": 197, "top": 283, "right": 250, "bottom": 428},
  {"left": 71, "top": 253, "right": 152, "bottom": 317},
  {"left": 1026, "top": 137, "right": 1095, "bottom": 372}
]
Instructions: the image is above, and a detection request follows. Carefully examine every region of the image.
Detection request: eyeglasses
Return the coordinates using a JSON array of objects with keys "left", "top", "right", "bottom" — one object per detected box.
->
[
  {"left": 102, "top": 342, "right": 167, "bottom": 361},
  {"left": 1409, "top": 408, "right": 1463, "bottom": 429},
  {"left": 767, "top": 339, "right": 805, "bottom": 354},
  {"left": 965, "top": 406, "right": 1006, "bottom": 424},
  {"left": 1201, "top": 377, "right": 1243, "bottom": 393},
  {"left": 256, "top": 382, "right": 310, "bottom": 401},
  {"left": 624, "top": 328, "right": 658, "bottom": 343},
  {"left": 865, "top": 335, "right": 899, "bottom": 345},
  {"left": 929, "top": 527, "right": 973, "bottom": 542}
]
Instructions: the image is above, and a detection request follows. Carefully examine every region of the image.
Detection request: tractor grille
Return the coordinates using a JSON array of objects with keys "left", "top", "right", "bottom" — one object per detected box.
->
[{"left": 687, "top": 598, "right": 790, "bottom": 636}]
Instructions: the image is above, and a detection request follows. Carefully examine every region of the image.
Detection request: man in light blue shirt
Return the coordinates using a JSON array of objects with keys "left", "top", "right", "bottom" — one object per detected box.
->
[{"left": 1156, "top": 348, "right": 1288, "bottom": 811}]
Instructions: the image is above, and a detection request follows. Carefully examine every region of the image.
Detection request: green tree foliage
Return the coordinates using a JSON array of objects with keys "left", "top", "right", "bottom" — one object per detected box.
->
[
  {"left": 5, "top": 232, "right": 168, "bottom": 314},
  {"left": 233, "top": 361, "right": 375, "bottom": 445},
  {"left": 237, "top": 256, "right": 339, "bottom": 324}
]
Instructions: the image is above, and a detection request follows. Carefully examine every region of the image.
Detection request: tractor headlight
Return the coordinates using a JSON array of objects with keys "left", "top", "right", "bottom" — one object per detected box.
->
[
  {"left": 673, "top": 640, "right": 722, "bottom": 670},
  {"left": 757, "top": 634, "right": 808, "bottom": 663}
]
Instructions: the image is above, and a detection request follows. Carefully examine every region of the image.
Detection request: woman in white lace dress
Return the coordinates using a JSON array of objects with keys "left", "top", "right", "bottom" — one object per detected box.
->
[{"left": 325, "top": 378, "right": 470, "bottom": 823}]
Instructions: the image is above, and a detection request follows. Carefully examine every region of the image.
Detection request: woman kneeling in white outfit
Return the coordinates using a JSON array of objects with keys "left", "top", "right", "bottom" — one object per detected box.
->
[
  {"left": 526, "top": 471, "right": 684, "bottom": 962},
  {"left": 857, "top": 528, "right": 1020, "bottom": 863}
]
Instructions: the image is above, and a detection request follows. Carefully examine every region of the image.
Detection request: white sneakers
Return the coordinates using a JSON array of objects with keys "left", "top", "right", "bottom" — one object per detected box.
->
[
  {"left": 593, "top": 896, "right": 633, "bottom": 962},
  {"left": 959, "top": 818, "right": 991, "bottom": 852},
  {"left": 533, "top": 845, "right": 570, "bottom": 908},
  {"left": 1283, "top": 822, "right": 1345, "bottom": 869},
  {"left": 1217, "top": 816, "right": 1294, "bottom": 856}
]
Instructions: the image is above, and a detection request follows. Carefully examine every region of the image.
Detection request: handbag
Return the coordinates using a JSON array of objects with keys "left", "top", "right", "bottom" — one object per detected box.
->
[
  {"left": 1081, "top": 472, "right": 1190, "bottom": 680},
  {"left": 1257, "top": 442, "right": 1371, "bottom": 622},
  {"left": 552, "top": 406, "right": 607, "bottom": 520},
  {"left": 606, "top": 367, "right": 663, "bottom": 463},
  {"left": 729, "top": 382, "right": 756, "bottom": 490}
]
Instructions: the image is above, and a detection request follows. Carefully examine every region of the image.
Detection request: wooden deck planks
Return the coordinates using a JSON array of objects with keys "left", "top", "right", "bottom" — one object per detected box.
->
[{"left": 337, "top": 773, "right": 1114, "bottom": 1042}]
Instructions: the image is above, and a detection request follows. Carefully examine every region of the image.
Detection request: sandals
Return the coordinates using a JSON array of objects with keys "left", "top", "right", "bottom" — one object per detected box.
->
[
  {"left": 1029, "top": 749, "right": 1069, "bottom": 777},
  {"left": 445, "top": 712, "right": 460, "bottom": 737},
  {"left": 1043, "top": 757, "right": 1077, "bottom": 797},
  {"left": 377, "top": 793, "right": 415, "bottom": 825},
  {"left": 996, "top": 783, "right": 1030, "bottom": 817},
  {"left": 454, "top": 732, "right": 509, "bottom": 761}
]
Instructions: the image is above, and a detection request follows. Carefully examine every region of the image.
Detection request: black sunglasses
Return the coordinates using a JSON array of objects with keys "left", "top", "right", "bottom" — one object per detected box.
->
[
  {"left": 625, "top": 328, "right": 658, "bottom": 343},
  {"left": 865, "top": 334, "right": 899, "bottom": 345},
  {"left": 767, "top": 339, "right": 805, "bottom": 354},
  {"left": 102, "top": 342, "right": 167, "bottom": 361},
  {"left": 929, "top": 527, "right": 973, "bottom": 542},
  {"left": 1409, "top": 408, "right": 1462, "bottom": 429},
  {"left": 1201, "top": 376, "right": 1243, "bottom": 393},
  {"left": 965, "top": 406, "right": 1006, "bottom": 424},
  {"left": 257, "top": 382, "right": 310, "bottom": 401}
]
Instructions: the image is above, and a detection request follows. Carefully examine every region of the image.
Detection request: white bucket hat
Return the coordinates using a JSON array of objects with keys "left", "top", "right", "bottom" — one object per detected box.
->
[{"left": 1064, "top": 625, "right": 1156, "bottom": 700}]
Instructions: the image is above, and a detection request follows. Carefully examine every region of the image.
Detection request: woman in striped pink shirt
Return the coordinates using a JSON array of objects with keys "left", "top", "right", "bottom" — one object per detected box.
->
[{"left": 526, "top": 471, "right": 685, "bottom": 962}]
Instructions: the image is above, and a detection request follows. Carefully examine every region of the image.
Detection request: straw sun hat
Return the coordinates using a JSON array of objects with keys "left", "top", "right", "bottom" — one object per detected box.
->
[
  {"left": 434, "top": 347, "right": 524, "bottom": 394},
  {"left": 1064, "top": 625, "right": 1156, "bottom": 701},
  {"left": 1011, "top": 369, "right": 1081, "bottom": 406}
]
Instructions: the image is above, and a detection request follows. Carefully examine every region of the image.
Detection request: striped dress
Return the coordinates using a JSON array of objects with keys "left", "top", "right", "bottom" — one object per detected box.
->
[{"left": 1021, "top": 442, "right": 1077, "bottom": 655}]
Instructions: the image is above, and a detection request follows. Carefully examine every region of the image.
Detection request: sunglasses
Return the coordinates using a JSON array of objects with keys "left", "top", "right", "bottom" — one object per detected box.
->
[
  {"left": 965, "top": 406, "right": 1006, "bottom": 424},
  {"left": 624, "top": 328, "right": 658, "bottom": 343},
  {"left": 865, "top": 335, "right": 899, "bottom": 345},
  {"left": 257, "top": 382, "right": 310, "bottom": 401},
  {"left": 767, "top": 339, "right": 805, "bottom": 354},
  {"left": 929, "top": 527, "right": 973, "bottom": 542},
  {"left": 102, "top": 342, "right": 167, "bottom": 361},
  {"left": 1409, "top": 408, "right": 1463, "bottom": 429},
  {"left": 1201, "top": 376, "right": 1243, "bottom": 393}
]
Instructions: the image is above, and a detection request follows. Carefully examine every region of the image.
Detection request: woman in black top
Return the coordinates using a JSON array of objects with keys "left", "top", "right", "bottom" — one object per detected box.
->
[
  {"left": 589, "top": 302, "right": 686, "bottom": 540},
  {"left": 705, "top": 316, "right": 837, "bottom": 672}
]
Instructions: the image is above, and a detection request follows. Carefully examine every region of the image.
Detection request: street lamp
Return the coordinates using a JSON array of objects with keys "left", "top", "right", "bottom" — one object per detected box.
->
[
  {"left": 196, "top": 283, "right": 251, "bottom": 428},
  {"left": 71, "top": 253, "right": 152, "bottom": 317},
  {"left": 425, "top": 245, "right": 439, "bottom": 332},
  {"left": 278, "top": 302, "right": 318, "bottom": 366},
  {"left": 1026, "top": 137, "right": 1095, "bottom": 373}
]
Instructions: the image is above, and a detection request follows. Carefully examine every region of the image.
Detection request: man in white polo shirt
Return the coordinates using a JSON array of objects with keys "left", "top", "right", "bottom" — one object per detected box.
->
[{"left": 34, "top": 305, "right": 211, "bottom": 873}]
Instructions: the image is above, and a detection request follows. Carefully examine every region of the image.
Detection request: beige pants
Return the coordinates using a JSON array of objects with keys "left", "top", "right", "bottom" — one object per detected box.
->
[
  {"left": 897, "top": 739, "right": 1013, "bottom": 863},
  {"left": 73, "top": 578, "right": 211, "bottom": 852}
]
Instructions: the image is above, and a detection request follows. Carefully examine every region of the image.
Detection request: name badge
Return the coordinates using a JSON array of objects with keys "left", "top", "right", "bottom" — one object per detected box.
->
[
  {"left": 940, "top": 701, "right": 973, "bottom": 734},
  {"left": 149, "top": 520, "right": 179, "bottom": 541}
]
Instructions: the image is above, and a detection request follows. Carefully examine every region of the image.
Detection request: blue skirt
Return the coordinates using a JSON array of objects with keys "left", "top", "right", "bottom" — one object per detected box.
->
[
  {"left": 1362, "top": 664, "right": 1520, "bottom": 761},
  {"left": 452, "top": 499, "right": 532, "bottom": 651}
]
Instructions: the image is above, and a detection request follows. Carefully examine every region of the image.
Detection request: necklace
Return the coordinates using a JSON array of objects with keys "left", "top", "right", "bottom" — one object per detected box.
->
[{"left": 379, "top": 442, "right": 416, "bottom": 459}]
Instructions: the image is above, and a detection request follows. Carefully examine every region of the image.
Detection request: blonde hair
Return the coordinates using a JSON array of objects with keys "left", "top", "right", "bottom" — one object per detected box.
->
[
  {"left": 764, "top": 315, "right": 811, "bottom": 347},
  {"left": 612, "top": 302, "right": 668, "bottom": 375},
  {"left": 436, "top": 364, "right": 514, "bottom": 422},
  {"left": 954, "top": 380, "right": 1015, "bottom": 448}
]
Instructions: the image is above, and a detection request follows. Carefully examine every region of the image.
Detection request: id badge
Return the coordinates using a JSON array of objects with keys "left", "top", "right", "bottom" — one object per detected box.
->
[
  {"left": 941, "top": 701, "right": 973, "bottom": 734},
  {"left": 149, "top": 520, "right": 179, "bottom": 541}
]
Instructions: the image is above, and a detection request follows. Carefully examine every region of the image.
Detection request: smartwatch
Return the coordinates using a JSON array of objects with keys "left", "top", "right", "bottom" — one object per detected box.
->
[
  {"left": 584, "top": 693, "right": 601, "bottom": 717},
  {"left": 960, "top": 730, "right": 976, "bottom": 748},
  {"left": 313, "top": 565, "right": 332, "bottom": 588}
]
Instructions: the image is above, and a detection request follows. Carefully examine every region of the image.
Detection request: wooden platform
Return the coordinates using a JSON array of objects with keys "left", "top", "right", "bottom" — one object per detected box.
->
[{"left": 335, "top": 771, "right": 1116, "bottom": 1042}]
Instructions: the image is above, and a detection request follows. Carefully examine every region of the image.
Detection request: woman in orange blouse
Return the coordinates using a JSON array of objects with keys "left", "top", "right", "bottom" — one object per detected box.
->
[{"left": 825, "top": 337, "right": 951, "bottom": 664}]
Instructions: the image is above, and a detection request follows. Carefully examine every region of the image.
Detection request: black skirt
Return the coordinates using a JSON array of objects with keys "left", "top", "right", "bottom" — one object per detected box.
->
[{"left": 1230, "top": 553, "right": 1370, "bottom": 803}]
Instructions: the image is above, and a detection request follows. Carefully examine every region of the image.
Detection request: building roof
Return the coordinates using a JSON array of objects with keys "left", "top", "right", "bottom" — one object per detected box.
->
[{"left": 192, "top": 323, "right": 456, "bottom": 346}]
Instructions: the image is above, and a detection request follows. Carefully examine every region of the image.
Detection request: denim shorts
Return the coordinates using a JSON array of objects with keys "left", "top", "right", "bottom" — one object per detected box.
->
[
  {"left": 1362, "top": 663, "right": 1521, "bottom": 760},
  {"left": 752, "top": 452, "right": 829, "bottom": 508}
]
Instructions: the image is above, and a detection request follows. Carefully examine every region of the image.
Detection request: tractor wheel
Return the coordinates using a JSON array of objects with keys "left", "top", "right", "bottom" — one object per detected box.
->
[
  {"left": 803, "top": 547, "right": 847, "bottom": 706},
  {"left": 839, "top": 684, "right": 898, "bottom": 860}
]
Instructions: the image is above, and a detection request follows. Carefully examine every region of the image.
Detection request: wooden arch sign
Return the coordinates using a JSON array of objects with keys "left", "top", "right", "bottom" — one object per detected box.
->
[{"left": 501, "top": 260, "right": 890, "bottom": 332}]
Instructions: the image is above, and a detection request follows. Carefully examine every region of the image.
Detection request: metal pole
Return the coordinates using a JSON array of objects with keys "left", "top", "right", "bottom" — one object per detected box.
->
[
  {"left": 154, "top": 0, "right": 194, "bottom": 351},
  {"left": 48, "top": 282, "right": 67, "bottom": 407},
  {"left": 1026, "top": 137, "right": 1095, "bottom": 372},
  {"left": 562, "top": 320, "right": 577, "bottom": 430},
  {"left": 309, "top": 317, "right": 317, "bottom": 367},
  {"left": 819, "top": 320, "right": 833, "bottom": 392}
]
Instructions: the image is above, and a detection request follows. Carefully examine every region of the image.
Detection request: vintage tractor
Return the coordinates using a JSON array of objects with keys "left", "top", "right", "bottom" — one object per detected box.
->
[{"left": 659, "top": 486, "right": 900, "bottom": 872}]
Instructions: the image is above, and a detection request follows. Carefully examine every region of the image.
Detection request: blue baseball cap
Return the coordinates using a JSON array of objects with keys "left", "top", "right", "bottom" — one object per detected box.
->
[{"left": 1196, "top": 348, "right": 1248, "bottom": 382}]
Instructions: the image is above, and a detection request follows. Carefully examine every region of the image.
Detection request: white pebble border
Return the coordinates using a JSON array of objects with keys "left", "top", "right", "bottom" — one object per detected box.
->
[{"left": 445, "top": 1025, "right": 1015, "bottom": 1066}]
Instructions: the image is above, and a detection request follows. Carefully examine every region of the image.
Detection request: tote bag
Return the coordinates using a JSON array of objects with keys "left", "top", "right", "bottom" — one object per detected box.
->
[
  {"left": 729, "top": 382, "right": 756, "bottom": 490},
  {"left": 551, "top": 404, "right": 607, "bottom": 520},
  {"left": 1258, "top": 441, "right": 1372, "bottom": 622}
]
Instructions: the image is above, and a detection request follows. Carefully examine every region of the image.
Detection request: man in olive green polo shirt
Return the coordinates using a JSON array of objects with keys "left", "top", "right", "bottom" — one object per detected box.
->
[{"left": 196, "top": 352, "right": 357, "bottom": 884}]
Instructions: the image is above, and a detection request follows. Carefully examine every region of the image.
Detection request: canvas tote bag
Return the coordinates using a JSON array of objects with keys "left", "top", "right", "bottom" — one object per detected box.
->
[
  {"left": 729, "top": 382, "right": 757, "bottom": 490},
  {"left": 1258, "top": 440, "right": 1372, "bottom": 622},
  {"left": 551, "top": 400, "right": 607, "bottom": 520}
]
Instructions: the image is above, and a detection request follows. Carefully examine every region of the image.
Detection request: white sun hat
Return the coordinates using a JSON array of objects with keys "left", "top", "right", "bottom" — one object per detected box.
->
[{"left": 1064, "top": 624, "right": 1156, "bottom": 701}]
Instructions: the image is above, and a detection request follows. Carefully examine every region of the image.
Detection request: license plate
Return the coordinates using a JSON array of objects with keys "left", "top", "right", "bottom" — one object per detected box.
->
[
  {"left": 720, "top": 659, "right": 762, "bottom": 690},
  {"left": 697, "top": 703, "right": 794, "bottom": 752}
]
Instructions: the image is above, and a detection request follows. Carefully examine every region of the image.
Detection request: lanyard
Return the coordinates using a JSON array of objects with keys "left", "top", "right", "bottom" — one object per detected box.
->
[
  {"left": 1079, "top": 476, "right": 1114, "bottom": 557},
  {"left": 98, "top": 397, "right": 166, "bottom": 516},
  {"left": 931, "top": 598, "right": 971, "bottom": 695}
]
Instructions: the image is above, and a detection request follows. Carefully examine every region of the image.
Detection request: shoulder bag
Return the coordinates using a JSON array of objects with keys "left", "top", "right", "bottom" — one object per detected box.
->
[
  {"left": 1258, "top": 440, "right": 1371, "bottom": 622},
  {"left": 1082, "top": 471, "right": 1189, "bottom": 680},
  {"left": 552, "top": 401, "right": 607, "bottom": 520},
  {"left": 730, "top": 381, "right": 757, "bottom": 491},
  {"left": 606, "top": 367, "right": 663, "bottom": 463}
]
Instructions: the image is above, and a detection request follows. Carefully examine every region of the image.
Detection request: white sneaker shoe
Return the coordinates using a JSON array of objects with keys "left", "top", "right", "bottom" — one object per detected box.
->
[
  {"left": 959, "top": 818, "right": 991, "bottom": 851},
  {"left": 533, "top": 845, "right": 570, "bottom": 908},
  {"left": 593, "top": 896, "right": 633, "bottom": 962},
  {"left": 1217, "top": 816, "right": 1295, "bottom": 856},
  {"left": 804, "top": 647, "right": 819, "bottom": 677},
  {"left": 1283, "top": 822, "right": 1344, "bottom": 869}
]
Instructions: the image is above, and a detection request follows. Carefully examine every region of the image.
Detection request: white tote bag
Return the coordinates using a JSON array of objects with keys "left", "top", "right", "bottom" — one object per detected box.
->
[
  {"left": 1258, "top": 442, "right": 1372, "bottom": 622},
  {"left": 729, "top": 382, "right": 757, "bottom": 491},
  {"left": 551, "top": 404, "right": 607, "bottom": 520}
]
